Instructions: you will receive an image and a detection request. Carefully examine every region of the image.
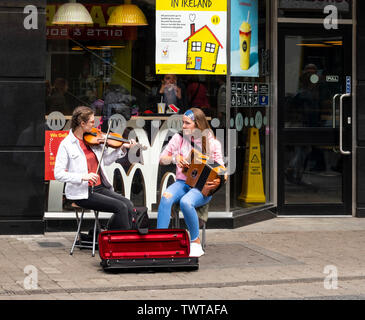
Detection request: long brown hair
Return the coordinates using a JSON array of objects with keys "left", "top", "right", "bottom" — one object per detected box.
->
[
  {"left": 190, "top": 107, "right": 214, "bottom": 155},
  {"left": 71, "top": 106, "right": 94, "bottom": 131}
]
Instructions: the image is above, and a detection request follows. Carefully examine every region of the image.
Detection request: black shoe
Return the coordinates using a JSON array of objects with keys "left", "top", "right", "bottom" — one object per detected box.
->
[
  {"left": 82, "top": 232, "right": 94, "bottom": 242},
  {"left": 75, "top": 233, "right": 98, "bottom": 250}
]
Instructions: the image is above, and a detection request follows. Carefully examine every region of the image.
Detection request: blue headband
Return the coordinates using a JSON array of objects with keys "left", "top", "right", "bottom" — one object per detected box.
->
[{"left": 184, "top": 110, "right": 195, "bottom": 121}]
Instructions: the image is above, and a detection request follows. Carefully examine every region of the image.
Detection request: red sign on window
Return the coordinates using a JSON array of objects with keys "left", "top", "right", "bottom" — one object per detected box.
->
[{"left": 45, "top": 131, "right": 68, "bottom": 181}]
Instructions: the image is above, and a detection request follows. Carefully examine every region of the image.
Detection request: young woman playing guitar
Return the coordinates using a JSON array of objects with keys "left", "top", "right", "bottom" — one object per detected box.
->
[{"left": 158, "top": 108, "right": 225, "bottom": 257}]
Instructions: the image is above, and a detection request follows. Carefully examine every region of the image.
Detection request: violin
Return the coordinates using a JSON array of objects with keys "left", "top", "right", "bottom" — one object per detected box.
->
[
  {"left": 85, "top": 122, "right": 147, "bottom": 193},
  {"left": 83, "top": 128, "right": 147, "bottom": 150}
]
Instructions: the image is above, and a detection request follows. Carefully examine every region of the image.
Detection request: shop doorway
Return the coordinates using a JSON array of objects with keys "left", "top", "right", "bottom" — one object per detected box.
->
[{"left": 277, "top": 24, "right": 353, "bottom": 215}]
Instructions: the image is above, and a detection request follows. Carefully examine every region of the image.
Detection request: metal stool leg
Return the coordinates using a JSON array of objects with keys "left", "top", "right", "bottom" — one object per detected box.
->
[
  {"left": 170, "top": 204, "right": 180, "bottom": 229},
  {"left": 92, "top": 211, "right": 99, "bottom": 257},
  {"left": 201, "top": 221, "right": 206, "bottom": 250},
  {"left": 174, "top": 206, "right": 180, "bottom": 228},
  {"left": 70, "top": 209, "right": 84, "bottom": 255}
]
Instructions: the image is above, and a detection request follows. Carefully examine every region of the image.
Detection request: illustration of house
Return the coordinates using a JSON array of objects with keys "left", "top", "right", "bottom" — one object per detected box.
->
[{"left": 184, "top": 24, "right": 223, "bottom": 72}]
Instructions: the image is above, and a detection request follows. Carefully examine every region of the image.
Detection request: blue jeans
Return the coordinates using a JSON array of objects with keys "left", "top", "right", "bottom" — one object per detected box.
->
[{"left": 157, "top": 180, "right": 212, "bottom": 241}]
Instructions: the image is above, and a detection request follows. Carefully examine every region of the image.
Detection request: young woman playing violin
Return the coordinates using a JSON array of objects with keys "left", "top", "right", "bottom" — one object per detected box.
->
[
  {"left": 54, "top": 106, "right": 137, "bottom": 230},
  {"left": 158, "top": 108, "right": 226, "bottom": 257}
]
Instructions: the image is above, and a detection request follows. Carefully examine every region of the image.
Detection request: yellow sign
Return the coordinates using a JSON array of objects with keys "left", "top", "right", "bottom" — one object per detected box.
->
[
  {"left": 156, "top": 0, "right": 226, "bottom": 12},
  {"left": 156, "top": 64, "right": 226, "bottom": 74},
  {"left": 156, "top": 0, "right": 227, "bottom": 75},
  {"left": 239, "top": 127, "right": 266, "bottom": 203}
]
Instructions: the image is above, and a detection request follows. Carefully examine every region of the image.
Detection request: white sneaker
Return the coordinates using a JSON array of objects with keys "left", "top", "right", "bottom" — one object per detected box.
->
[{"left": 189, "top": 242, "right": 205, "bottom": 257}]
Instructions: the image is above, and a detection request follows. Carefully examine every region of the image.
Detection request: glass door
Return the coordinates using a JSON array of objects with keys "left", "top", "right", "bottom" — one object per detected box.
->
[{"left": 277, "top": 24, "right": 353, "bottom": 215}]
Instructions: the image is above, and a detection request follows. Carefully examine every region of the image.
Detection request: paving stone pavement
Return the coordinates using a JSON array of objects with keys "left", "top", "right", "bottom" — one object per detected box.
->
[{"left": 1, "top": 217, "right": 365, "bottom": 300}]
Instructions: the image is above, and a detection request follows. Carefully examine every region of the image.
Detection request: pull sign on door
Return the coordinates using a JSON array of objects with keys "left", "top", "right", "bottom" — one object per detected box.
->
[{"left": 346, "top": 76, "right": 351, "bottom": 94}]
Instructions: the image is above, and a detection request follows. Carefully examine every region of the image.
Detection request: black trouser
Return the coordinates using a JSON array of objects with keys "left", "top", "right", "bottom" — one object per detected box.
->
[{"left": 75, "top": 185, "right": 134, "bottom": 230}]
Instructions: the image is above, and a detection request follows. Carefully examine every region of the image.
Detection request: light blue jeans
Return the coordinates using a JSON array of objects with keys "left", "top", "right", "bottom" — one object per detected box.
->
[{"left": 157, "top": 180, "right": 212, "bottom": 241}]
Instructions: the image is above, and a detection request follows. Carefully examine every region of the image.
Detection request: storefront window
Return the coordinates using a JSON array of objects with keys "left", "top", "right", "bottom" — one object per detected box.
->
[
  {"left": 278, "top": 0, "right": 352, "bottom": 20},
  {"left": 229, "top": 0, "right": 272, "bottom": 211},
  {"left": 45, "top": 0, "right": 227, "bottom": 213}
]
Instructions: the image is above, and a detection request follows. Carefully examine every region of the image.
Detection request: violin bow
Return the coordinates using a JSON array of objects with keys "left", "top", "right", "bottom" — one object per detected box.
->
[{"left": 92, "top": 119, "right": 112, "bottom": 194}]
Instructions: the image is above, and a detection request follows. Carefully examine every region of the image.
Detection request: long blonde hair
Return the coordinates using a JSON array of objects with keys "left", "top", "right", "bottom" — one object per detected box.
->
[{"left": 189, "top": 107, "right": 214, "bottom": 155}]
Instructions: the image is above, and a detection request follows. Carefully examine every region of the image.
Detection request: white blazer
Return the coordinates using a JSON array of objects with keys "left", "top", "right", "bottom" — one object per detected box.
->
[{"left": 54, "top": 129, "right": 126, "bottom": 200}]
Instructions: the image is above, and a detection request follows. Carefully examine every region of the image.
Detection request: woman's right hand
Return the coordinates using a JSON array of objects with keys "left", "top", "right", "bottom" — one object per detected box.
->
[
  {"left": 176, "top": 155, "right": 189, "bottom": 169},
  {"left": 82, "top": 172, "right": 99, "bottom": 184}
]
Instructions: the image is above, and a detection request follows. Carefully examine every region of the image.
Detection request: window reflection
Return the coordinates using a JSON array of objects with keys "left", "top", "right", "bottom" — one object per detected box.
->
[
  {"left": 284, "top": 36, "right": 343, "bottom": 128},
  {"left": 285, "top": 145, "right": 342, "bottom": 204}
]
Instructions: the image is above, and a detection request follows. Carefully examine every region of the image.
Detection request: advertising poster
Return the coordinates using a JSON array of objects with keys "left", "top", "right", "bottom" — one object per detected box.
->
[
  {"left": 230, "top": 0, "right": 259, "bottom": 77},
  {"left": 156, "top": 0, "right": 227, "bottom": 75},
  {"left": 45, "top": 131, "right": 68, "bottom": 180}
]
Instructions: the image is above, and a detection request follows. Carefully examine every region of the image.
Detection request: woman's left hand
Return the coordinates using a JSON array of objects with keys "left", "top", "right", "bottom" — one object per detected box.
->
[
  {"left": 122, "top": 139, "right": 137, "bottom": 150},
  {"left": 205, "top": 178, "right": 221, "bottom": 191}
]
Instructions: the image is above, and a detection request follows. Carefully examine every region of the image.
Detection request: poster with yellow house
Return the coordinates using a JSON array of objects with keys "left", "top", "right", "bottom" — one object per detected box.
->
[
  {"left": 156, "top": 0, "right": 227, "bottom": 75},
  {"left": 184, "top": 24, "right": 223, "bottom": 73}
]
